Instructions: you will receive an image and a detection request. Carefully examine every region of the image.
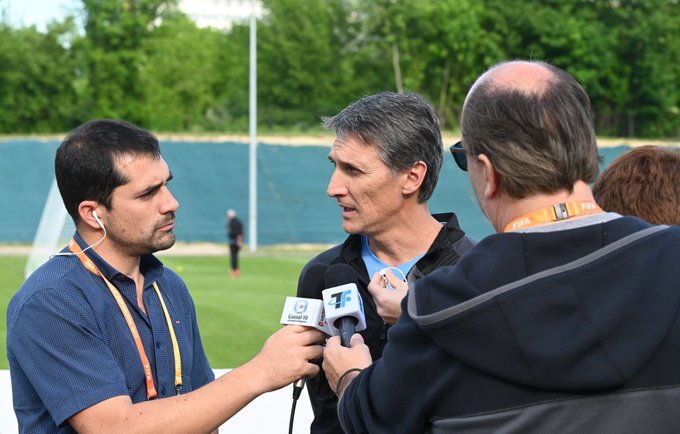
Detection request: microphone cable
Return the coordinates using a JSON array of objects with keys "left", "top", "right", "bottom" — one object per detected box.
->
[
  {"left": 289, "top": 379, "right": 305, "bottom": 434},
  {"left": 286, "top": 262, "right": 330, "bottom": 433}
]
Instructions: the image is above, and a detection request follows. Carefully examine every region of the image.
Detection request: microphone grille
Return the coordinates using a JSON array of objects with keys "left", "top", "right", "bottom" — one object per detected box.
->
[
  {"left": 324, "top": 263, "right": 358, "bottom": 288},
  {"left": 297, "top": 263, "right": 329, "bottom": 299}
]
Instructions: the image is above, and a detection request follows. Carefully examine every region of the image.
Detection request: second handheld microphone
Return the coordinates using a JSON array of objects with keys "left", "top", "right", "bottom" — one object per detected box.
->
[{"left": 322, "top": 263, "right": 366, "bottom": 347}]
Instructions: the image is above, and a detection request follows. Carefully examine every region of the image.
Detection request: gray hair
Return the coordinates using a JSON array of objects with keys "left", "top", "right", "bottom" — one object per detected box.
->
[
  {"left": 323, "top": 92, "right": 444, "bottom": 203},
  {"left": 461, "top": 60, "right": 601, "bottom": 199}
]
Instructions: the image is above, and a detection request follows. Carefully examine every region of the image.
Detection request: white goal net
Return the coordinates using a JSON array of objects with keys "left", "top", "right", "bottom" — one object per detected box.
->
[{"left": 25, "top": 178, "right": 74, "bottom": 279}]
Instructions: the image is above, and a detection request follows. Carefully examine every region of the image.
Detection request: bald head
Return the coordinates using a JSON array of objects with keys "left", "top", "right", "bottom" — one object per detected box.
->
[
  {"left": 461, "top": 60, "right": 600, "bottom": 199},
  {"left": 470, "top": 61, "right": 556, "bottom": 99}
]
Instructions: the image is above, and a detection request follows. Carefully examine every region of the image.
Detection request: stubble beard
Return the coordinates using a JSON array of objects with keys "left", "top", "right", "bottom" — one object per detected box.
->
[
  {"left": 150, "top": 231, "right": 176, "bottom": 253},
  {"left": 114, "top": 229, "right": 176, "bottom": 257}
]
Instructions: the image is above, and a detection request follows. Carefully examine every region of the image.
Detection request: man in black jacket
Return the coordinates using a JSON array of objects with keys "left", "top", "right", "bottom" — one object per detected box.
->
[
  {"left": 226, "top": 209, "right": 244, "bottom": 276},
  {"left": 297, "top": 92, "right": 474, "bottom": 434}
]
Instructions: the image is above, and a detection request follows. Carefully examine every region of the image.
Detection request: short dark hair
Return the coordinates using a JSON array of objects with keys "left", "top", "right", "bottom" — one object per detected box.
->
[
  {"left": 323, "top": 92, "right": 444, "bottom": 203},
  {"left": 55, "top": 119, "right": 161, "bottom": 222},
  {"left": 593, "top": 145, "right": 680, "bottom": 225},
  {"left": 461, "top": 61, "right": 601, "bottom": 199}
]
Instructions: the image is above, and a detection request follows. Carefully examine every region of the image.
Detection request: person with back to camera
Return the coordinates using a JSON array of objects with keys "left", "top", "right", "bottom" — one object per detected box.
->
[
  {"left": 322, "top": 60, "right": 680, "bottom": 433},
  {"left": 6, "top": 119, "right": 324, "bottom": 433},
  {"left": 593, "top": 145, "right": 680, "bottom": 225},
  {"left": 226, "top": 209, "right": 244, "bottom": 276},
  {"left": 296, "top": 91, "right": 475, "bottom": 433}
]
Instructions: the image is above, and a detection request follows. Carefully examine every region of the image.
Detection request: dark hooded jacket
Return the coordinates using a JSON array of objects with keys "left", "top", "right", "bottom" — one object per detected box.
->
[{"left": 339, "top": 216, "right": 680, "bottom": 433}]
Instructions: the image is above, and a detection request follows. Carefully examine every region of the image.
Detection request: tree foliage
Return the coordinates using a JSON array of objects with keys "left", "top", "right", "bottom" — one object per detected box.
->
[
  {"left": 0, "top": 0, "right": 678, "bottom": 137},
  {"left": 139, "top": 13, "right": 223, "bottom": 131},
  {"left": 0, "top": 20, "right": 78, "bottom": 133},
  {"left": 257, "top": 0, "right": 355, "bottom": 129},
  {"left": 77, "top": 0, "right": 179, "bottom": 123}
]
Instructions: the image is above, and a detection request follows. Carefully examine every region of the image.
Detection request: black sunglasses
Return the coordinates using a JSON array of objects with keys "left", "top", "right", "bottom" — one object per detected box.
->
[{"left": 449, "top": 141, "right": 468, "bottom": 171}]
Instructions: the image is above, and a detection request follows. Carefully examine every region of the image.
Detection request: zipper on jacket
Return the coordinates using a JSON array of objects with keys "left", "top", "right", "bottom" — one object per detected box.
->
[{"left": 380, "top": 321, "right": 388, "bottom": 340}]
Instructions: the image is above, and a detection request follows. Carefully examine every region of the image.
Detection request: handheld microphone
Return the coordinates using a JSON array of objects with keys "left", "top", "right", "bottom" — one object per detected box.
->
[
  {"left": 280, "top": 263, "right": 332, "bottom": 334},
  {"left": 322, "top": 264, "right": 366, "bottom": 347},
  {"left": 280, "top": 297, "right": 326, "bottom": 329},
  {"left": 280, "top": 263, "right": 329, "bottom": 398}
]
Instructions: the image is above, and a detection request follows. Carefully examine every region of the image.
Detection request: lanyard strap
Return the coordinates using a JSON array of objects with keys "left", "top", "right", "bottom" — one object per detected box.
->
[
  {"left": 504, "top": 201, "right": 603, "bottom": 232},
  {"left": 153, "top": 281, "right": 183, "bottom": 394},
  {"left": 68, "top": 239, "right": 182, "bottom": 399}
]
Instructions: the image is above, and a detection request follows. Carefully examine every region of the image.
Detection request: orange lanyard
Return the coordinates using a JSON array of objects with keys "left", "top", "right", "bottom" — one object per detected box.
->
[
  {"left": 504, "top": 201, "right": 603, "bottom": 233},
  {"left": 69, "top": 239, "right": 182, "bottom": 399}
]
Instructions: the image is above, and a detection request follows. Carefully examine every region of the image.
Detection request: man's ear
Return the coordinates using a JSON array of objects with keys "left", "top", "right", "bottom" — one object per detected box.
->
[
  {"left": 77, "top": 201, "right": 103, "bottom": 230},
  {"left": 477, "top": 154, "right": 500, "bottom": 199},
  {"left": 402, "top": 161, "right": 427, "bottom": 196}
]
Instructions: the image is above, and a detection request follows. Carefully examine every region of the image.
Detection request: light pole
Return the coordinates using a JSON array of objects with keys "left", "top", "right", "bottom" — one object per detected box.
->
[{"left": 248, "top": 0, "right": 258, "bottom": 252}]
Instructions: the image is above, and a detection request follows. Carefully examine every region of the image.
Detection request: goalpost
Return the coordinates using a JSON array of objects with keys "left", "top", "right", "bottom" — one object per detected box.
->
[{"left": 25, "top": 178, "right": 74, "bottom": 279}]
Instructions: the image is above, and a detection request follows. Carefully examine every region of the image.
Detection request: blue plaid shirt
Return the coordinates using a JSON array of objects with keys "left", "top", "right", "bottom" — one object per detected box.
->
[{"left": 7, "top": 232, "right": 215, "bottom": 433}]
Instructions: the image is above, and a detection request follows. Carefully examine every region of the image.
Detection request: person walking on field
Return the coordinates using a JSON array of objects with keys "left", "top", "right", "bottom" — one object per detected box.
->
[{"left": 226, "top": 209, "right": 244, "bottom": 276}]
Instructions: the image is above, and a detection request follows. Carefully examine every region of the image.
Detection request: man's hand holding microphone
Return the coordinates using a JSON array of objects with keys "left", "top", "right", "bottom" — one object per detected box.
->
[
  {"left": 281, "top": 263, "right": 372, "bottom": 400},
  {"left": 246, "top": 325, "right": 326, "bottom": 394},
  {"left": 319, "top": 264, "right": 372, "bottom": 399}
]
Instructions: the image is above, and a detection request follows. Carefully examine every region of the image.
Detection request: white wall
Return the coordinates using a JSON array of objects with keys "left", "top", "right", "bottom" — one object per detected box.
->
[
  {"left": 1, "top": 371, "right": 17, "bottom": 434},
  {"left": 0, "top": 369, "right": 313, "bottom": 434}
]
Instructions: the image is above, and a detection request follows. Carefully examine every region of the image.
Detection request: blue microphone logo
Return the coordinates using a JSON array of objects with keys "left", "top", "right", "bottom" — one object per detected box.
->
[
  {"left": 328, "top": 290, "right": 352, "bottom": 309},
  {"left": 294, "top": 300, "right": 308, "bottom": 313}
]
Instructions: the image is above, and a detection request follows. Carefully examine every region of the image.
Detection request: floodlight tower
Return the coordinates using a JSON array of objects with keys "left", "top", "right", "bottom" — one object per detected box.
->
[{"left": 248, "top": 0, "right": 258, "bottom": 252}]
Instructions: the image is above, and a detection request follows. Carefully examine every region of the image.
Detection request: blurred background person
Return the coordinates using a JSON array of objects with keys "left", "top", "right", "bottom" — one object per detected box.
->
[
  {"left": 593, "top": 145, "right": 680, "bottom": 225},
  {"left": 226, "top": 209, "right": 244, "bottom": 276}
]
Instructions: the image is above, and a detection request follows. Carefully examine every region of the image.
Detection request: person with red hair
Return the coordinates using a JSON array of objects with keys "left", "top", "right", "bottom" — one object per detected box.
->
[{"left": 593, "top": 145, "right": 680, "bottom": 225}]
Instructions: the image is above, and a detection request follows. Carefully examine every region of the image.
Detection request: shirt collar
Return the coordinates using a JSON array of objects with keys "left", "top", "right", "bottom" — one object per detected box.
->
[{"left": 72, "top": 231, "right": 165, "bottom": 283}]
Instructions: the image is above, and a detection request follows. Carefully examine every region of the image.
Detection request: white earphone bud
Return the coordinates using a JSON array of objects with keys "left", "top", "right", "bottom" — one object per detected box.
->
[
  {"left": 51, "top": 209, "right": 107, "bottom": 258},
  {"left": 92, "top": 210, "right": 105, "bottom": 230}
]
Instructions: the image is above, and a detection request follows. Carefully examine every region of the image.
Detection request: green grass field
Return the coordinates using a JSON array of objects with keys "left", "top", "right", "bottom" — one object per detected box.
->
[{"left": 0, "top": 250, "right": 323, "bottom": 369}]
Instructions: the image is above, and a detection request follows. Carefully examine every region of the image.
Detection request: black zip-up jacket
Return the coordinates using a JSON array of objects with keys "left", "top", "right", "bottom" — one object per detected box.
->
[{"left": 296, "top": 212, "right": 474, "bottom": 434}]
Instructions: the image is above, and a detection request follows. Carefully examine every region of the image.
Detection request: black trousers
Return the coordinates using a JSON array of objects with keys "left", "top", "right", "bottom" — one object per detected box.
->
[{"left": 229, "top": 243, "right": 240, "bottom": 270}]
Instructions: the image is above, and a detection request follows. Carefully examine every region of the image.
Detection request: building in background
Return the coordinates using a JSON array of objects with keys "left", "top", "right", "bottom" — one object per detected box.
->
[{"left": 178, "top": 0, "right": 262, "bottom": 30}]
